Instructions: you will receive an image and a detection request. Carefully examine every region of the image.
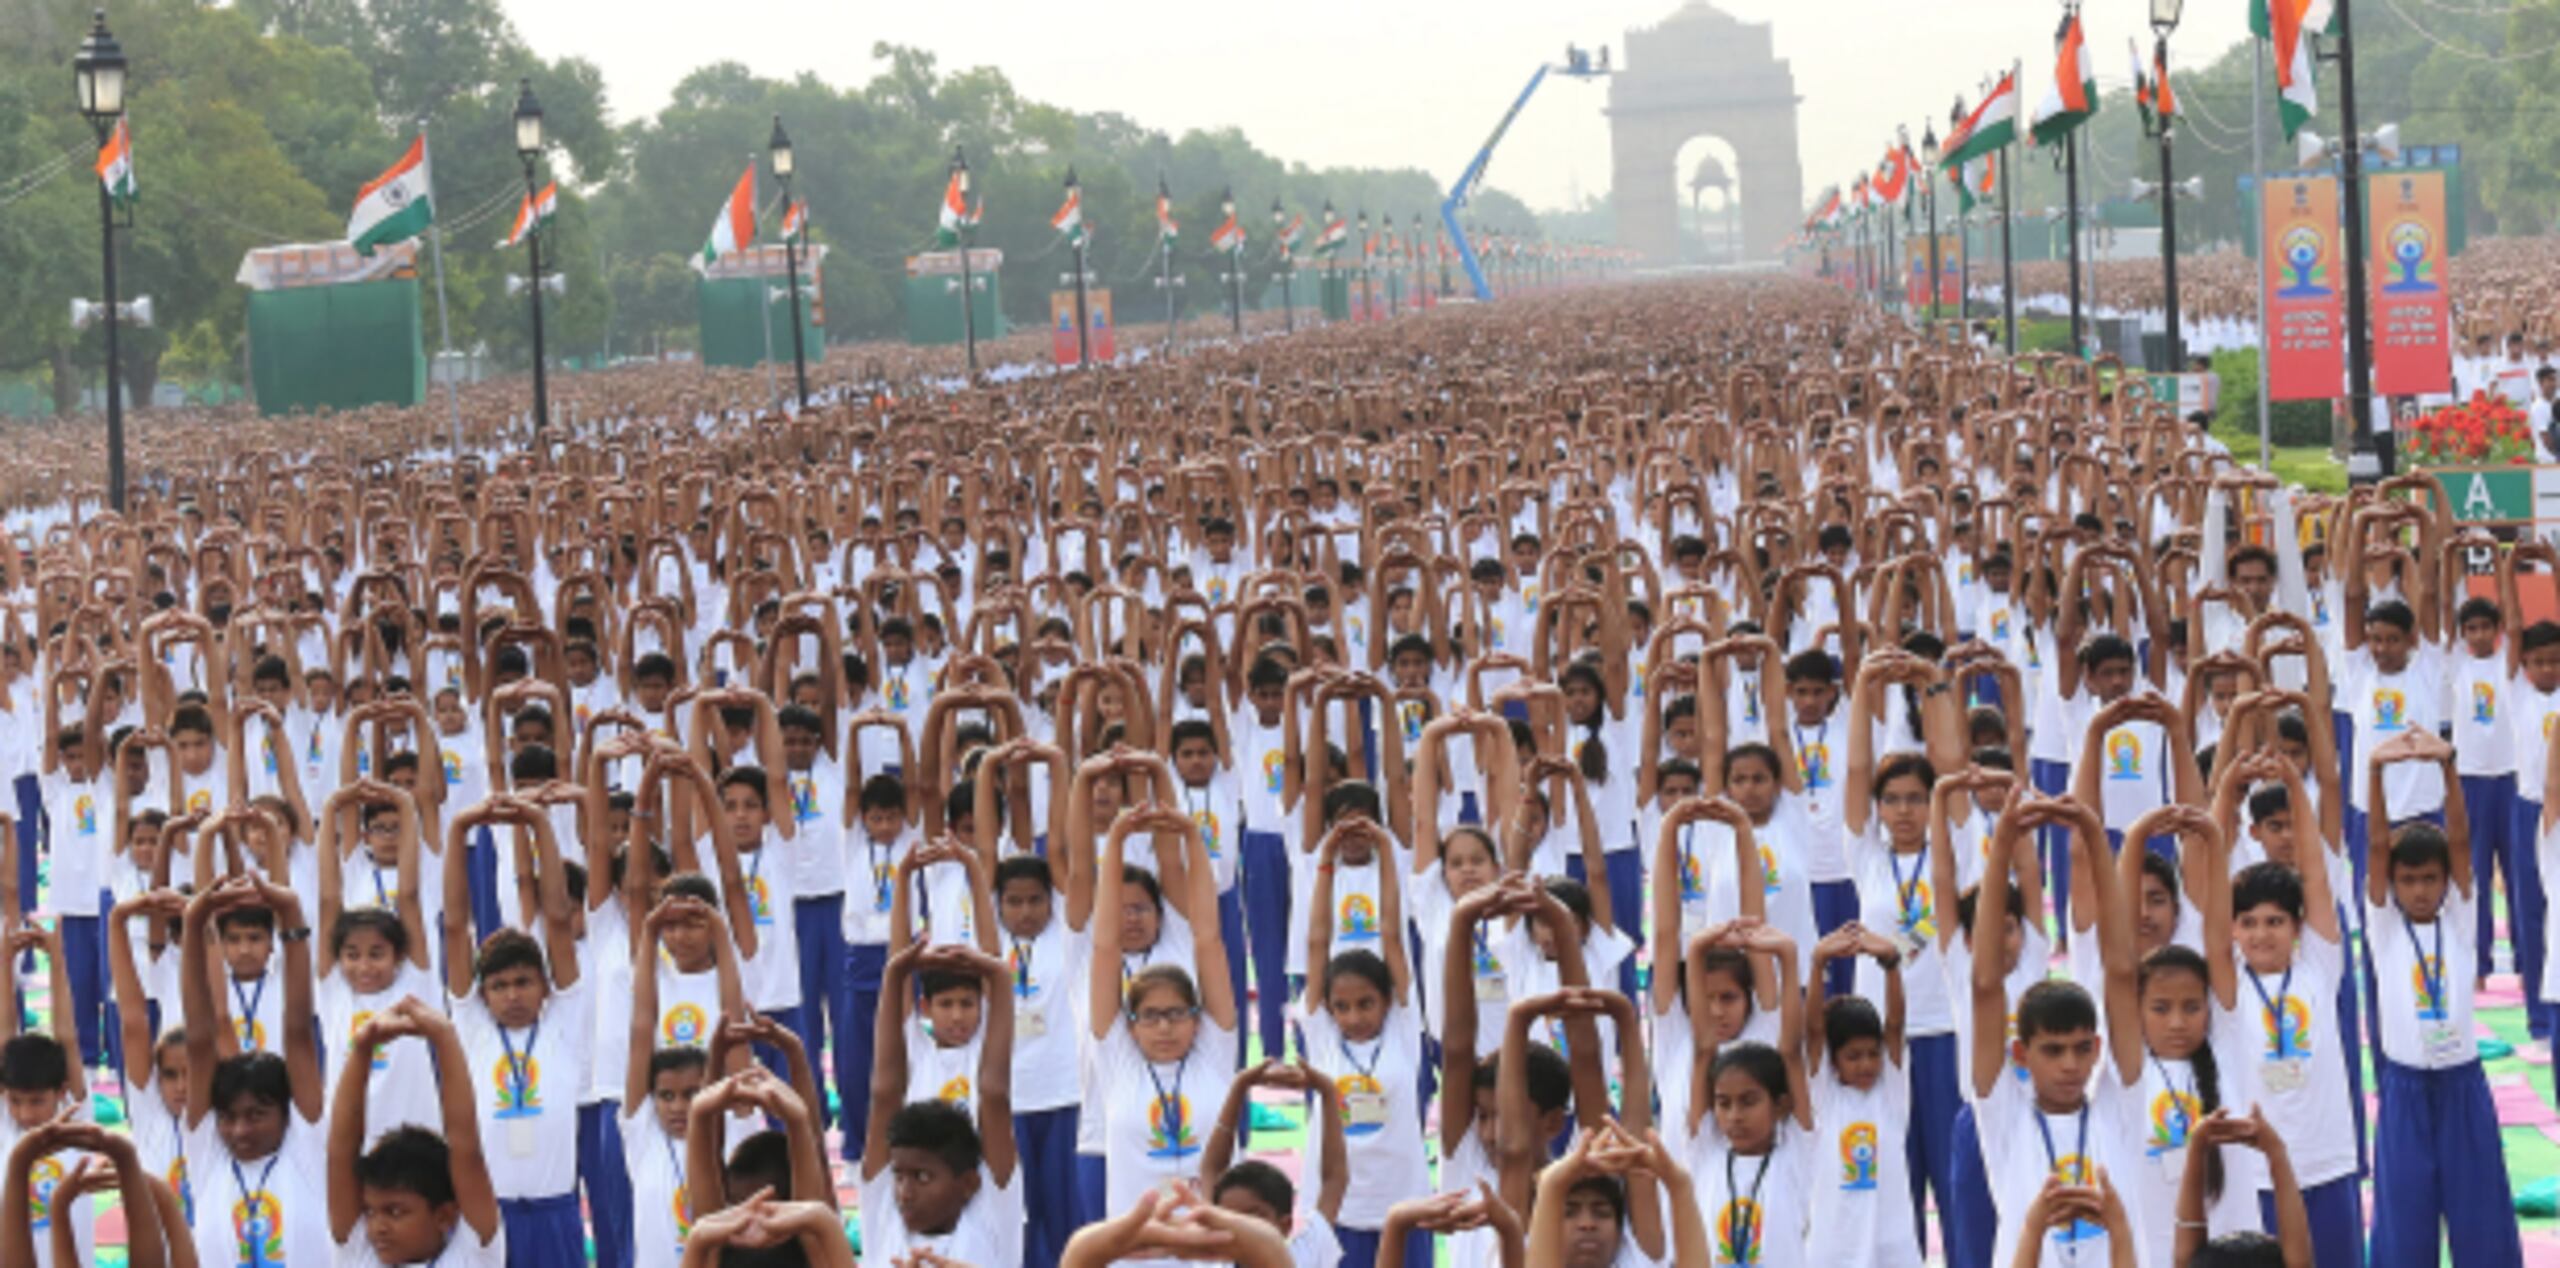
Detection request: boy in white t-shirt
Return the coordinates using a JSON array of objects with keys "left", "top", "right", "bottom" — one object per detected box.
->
[
  {"left": 0, "top": 922, "right": 90, "bottom": 1268},
  {"left": 325, "top": 997, "right": 509, "bottom": 1267},
  {"left": 858, "top": 938, "right": 1024, "bottom": 1268},
  {"left": 1968, "top": 796, "right": 2151, "bottom": 1268},
  {"left": 2362, "top": 731, "right": 2523, "bottom": 1265},
  {"left": 0, "top": 1116, "right": 173, "bottom": 1268},
  {"left": 1204, "top": 1059, "right": 1348, "bottom": 1268},
  {"left": 2341, "top": 507, "right": 2449, "bottom": 893}
]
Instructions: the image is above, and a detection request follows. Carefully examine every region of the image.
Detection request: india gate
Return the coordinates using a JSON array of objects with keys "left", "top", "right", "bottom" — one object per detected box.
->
[{"left": 1610, "top": 1, "right": 1806, "bottom": 263}]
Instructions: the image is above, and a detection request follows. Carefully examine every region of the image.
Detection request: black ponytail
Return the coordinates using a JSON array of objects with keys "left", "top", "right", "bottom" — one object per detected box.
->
[{"left": 1562, "top": 663, "right": 1610, "bottom": 785}]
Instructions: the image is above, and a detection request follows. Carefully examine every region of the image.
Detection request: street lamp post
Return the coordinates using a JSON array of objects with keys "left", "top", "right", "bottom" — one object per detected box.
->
[
  {"left": 2151, "top": 0, "right": 2186, "bottom": 373},
  {"left": 1922, "top": 124, "right": 1942, "bottom": 323},
  {"left": 74, "top": 10, "right": 128, "bottom": 511},
  {"left": 512, "top": 78, "right": 550, "bottom": 440},
  {"left": 770, "top": 115, "right": 809, "bottom": 411},
  {"left": 952, "top": 148, "right": 979, "bottom": 380},
  {"left": 2330, "top": 1, "right": 2385, "bottom": 477},
  {"left": 1068, "top": 169, "right": 1093, "bottom": 365},
  {"left": 1411, "top": 213, "right": 1427, "bottom": 309},
  {"left": 1357, "top": 211, "right": 1374, "bottom": 321},
  {"left": 1272, "top": 198, "right": 1293, "bottom": 334},
  {"left": 1221, "top": 188, "right": 1243, "bottom": 337}
]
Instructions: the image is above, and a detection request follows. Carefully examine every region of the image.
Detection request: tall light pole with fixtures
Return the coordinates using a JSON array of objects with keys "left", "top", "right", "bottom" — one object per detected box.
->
[
  {"left": 1221, "top": 188, "right": 1243, "bottom": 337},
  {"left": 951, "top": 148, "right": 979, "bottom": 379},
  {"left": 512, "top": 78, "right": 550, "bottom": 439},
  {"left": 1357, "top": 210, "right": 1374, "bottom": 321},
  {"left": 1272, "top": 197, "right": 1293, "bottom": 334},
  {"left": 769, "top": 115, "right": 809, "bottom": 410},
  {"left": 1921, "top": 124, "right": 1942, "bottom": 323},
  {"left": 74, "top": 10, "right": 128, "bottom": 510},
  {"left": 2329, "top": 1, "right": 2384, "bottom": 476},
  {"left": 2149, "top": 0, "right": 2185, "bottom": 372}
]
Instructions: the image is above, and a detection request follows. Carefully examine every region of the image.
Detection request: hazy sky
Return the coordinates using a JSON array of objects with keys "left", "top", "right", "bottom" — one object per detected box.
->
[{"left": 504, "top": 0, "right": 2261, "bottom": 213}]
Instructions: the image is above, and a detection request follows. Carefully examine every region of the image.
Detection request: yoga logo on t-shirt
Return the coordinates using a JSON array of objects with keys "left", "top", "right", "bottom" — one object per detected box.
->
[
  {"left": 1191, "top": 809, "right": 1222, "bottom": 860},
  {"left": 1336, "top": 1071, "right": 1387, "bottom": 1138},
  {"left": 1145, "top": 1093, "right": 1200, "bottom": 1159},
  {"left": 442, "top": 749, "right": 464, "bottom": 787},
  {"left": 2048, "top": 1154, "right": 2103, "bottom": 1242},
  {"left": 1838, "top": 1122, "right": 1879, "bottom": 1191},
  {"left": 28, "top": 1154, "right": 62, "bottom": 1230},
  {"left": 2412, "top": 956, "right": 2447, "bottom": 1021},
  {"left": 1715, "top": 1194, "right": 1765, "bottom": 1263},
  {"left": 792, "top": 777, "right": 819, "bottom": 824},
  {"left": 187, "top": 788, "right": 213, "bottom": 815},
  {"left": 1262, "top": 749, "right": 1286, "bottom": 796},
  {"left": 2474, "top": 681, "right": 2498, "bottom": 724},
  {"left": 2145, "top": 1088, "right": 2198, "bottom": 1157},
  {"left": 74, "top": 794, "right": 95, "bottom": 836},
  {"left": 1339, "top": 894, "right": 1380, "bottom": 943},
  {"left": 1398, "top": 701, "right": 1426, "bottom": 745},
  {"left": 350, "top": 1012, "right": 389, "bottom": 1070},
  {"left": 1758, "top": 843, "right": 1782, "bottom": 897},
  {"left": 1897, "top": 883, "right": 1935, "bottom": 943},
  {"left": 938, "top": 1074, "right": 972, "bottom": 1103},
  {"left": 169, "top": 1156, "right": 191, "bottom": 1225},
  {"left": 662, "top": 1002, "right": 709, "bottom": 1048},
  {"left": 233, "top": 1191, "right": 285, "bottom": 1264},
  {"left": 746, "top": 873, "right": 775, "bottom": 927},
  {"left": 672, "top": 1185, "right": 693, "bottom": 1239},
  {"left": 2262, "top": 994, "right": 2314, "bottom": 1058},
  {"left": 1799, "top": 743, "right": 1833, "bottom": 789},
  {"left": 237, "top": 1017, "right": 268, "bottom": 1053},
  {"left": 492, "top": 1054, "right": 543, "bottom": 1117},
  {"left": 1679, "top": 848, "right": 1708, "bottom": 902},
  {"left": 2372, "top": 687, "right": 2408, "bottom": 733},
  {"left": 2106, "top": 730, "right": 2143, "bottom": 781}
]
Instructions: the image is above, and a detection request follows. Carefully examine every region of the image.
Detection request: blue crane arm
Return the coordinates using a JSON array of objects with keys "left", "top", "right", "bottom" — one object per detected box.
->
[{"left": 1443, "top": 64, "right": 1553, "bottom": 302}]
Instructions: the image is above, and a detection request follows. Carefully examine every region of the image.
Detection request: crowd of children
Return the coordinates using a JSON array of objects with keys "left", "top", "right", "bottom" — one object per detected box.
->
[{"left": 0, "top": 276, "right": 2530, "bottom": 1267}]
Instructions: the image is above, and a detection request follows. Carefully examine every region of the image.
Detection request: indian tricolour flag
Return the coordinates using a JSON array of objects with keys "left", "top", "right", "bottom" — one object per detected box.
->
[
  {"left": 498, "top": 181, "right": 555, "bottom": 249},
  {"left": 1315, "top": 210, "right": 1348, "bottom": 254},
  {"left": 1155, "top": 179, "right": 1179, "bottom": 243},
  {"left": 935, "top": 168, "right": 977, "bottom": 246},
  {"left": 1944, "top": 71, "right": 2017, "bottom": 169},
  {"left": 1277, "top": 212, "right": 1304, "bottom": 254},
  {"left": 780, "top": 200, "right": 807, "bottom": 242},
  {"left": 95, "top": 117, "right": 134, "bottom": 208},
  {"left": 699, "top": 163, "right": 755, "bottom": 267},
  {"left": 2263, "top": 0, "right": 2326, "bottom": 139},
  {"left": 1210, "top": 210, "right": 1244, "bottom": 253},
  {"left": 1051, "top": 182, "right": 1083, "bottom": 245},
  {"left": 2031, "top": 13, "right": 2098, "bottom": 147},
  {"left": 348, "top": 137, "right": 434, "bottom": 255}
]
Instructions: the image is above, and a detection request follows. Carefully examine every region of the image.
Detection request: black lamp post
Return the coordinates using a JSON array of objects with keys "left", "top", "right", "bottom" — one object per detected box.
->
[
  {"left": 952, "top": 147, "right": 978, "bottom": 379},
  {"left": 1921, "top": 124, "right": 1942, "bottom": 323},
  {"left": 1221, "top": 188, "right": 1243, "bottom": 337},
  {"left": 512, "top": 78, "right": 550, "bottom": 439},
  {"left": 2150, "top": 0, "right": 2186, "bottom": 372},
  {"left": 1272, "top": 197, "right": 1293, "bottom": 334},
  {"left": 770, "top": 115, "right": 809, "bottom": 411},
  {"left": 74, "top": 10, "right": 128, "bottom": 511},
  {"left": 1357, "top": 210, "right": 1373, "bottom": 320}
]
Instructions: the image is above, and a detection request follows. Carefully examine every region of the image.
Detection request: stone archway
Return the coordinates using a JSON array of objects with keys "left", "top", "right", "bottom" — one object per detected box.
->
[{"left": 1609, "top": 2, "right": 1805, "bottom": 263}]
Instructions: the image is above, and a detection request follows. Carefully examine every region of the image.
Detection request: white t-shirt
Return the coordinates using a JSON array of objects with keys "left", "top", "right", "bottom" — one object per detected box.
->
[
  {"left": 334, "top": 1222, "right": 508, "bottom": 1267},
  {"left": 1942, "top": 921, "right": 2054, "bottom": 1100},
  {"left": 125, "top": 1072, "right": 193, "bottom": 1228},
  {"left": 841, "top": 826, "right": 917, "bottom": 947},
  {"left": 1299, "top": 1000, "right": 1431, "bottom": 1230},
  {"left": 590, "top": 958, "right": 725, "bottom": 1102},
  {"left": 2344, "top": 644, "right": 2448, "bottom": 815},
  {"left": 1703, "top": 796, "right": 1819, "bottom": 982},
  {"left": 39, "top": 771, "right": 106, "bottom": 916},
  {"left": 1234, "top": 710, "right": 1291, "bottom": 831},
  {"left": 1782, "top": 714, "right": 1850, "bottom": 881},
  {"left": 0, "top": 1112, "right": 93, "bottom": 1268},
  {"left": 185, "top": 1112, "right": 331, "bottom": 1268},
  {"left": 1096, "top": 1012, "right": 1240, "bottom": 1214},
  {"left": 2452, "top": 648, "right": 2515, "bottom": 776},
  {"left": 1851, "top": 828, "right": 1954, "bottom": 1037},
  {"left": 619, "top": 1105, "right": 696, "bottom": 1268},
  {"left": 223, "top": 961, "right": 289, "bottom": 1056},
  {"left": 1805, "top": 1059, "right": 1922, "bottom": 1268},
  {"left": 317, "top": 965, "right": 443, "bottom": 1148},
  {"left": 2128, "top": 1051, "right": 2266, "bottom": 1268},
  {"left": 904, "top": 1021, "right": 986, "bottom": 1115},
  {"left": 1677, "top": 1118, "right": 1814, "bottom": 1268},
  {"left": 1175, "top": 771, "right": 1244, "bottom": 894},
  {"left": 2221, "top": 928, "right": 2358, "bottom": 1187},
  {"left": 857, "top": 1160, "right": 1026, "bottom": 1268},
  {"left": 2514, "top": 674, "right": 2560, "bottom": 804},
  {"left": 1410, "top": 875, "right": 1510, "bottom": 1053},
  {"left": 1494, "top": 921, "right": 1636, "bottom": 1066},
  {"left": 782, "top": 756, "right": 847, "bottom": 897},
  {"left": 1000, "top": 917, "right": 1087, "bottom": 1112},
  {"left": 1287, "top": 851, "right": 1395, "bottom": 978},
  {"left": 2365, "top": 887, "right": 2478, "bottom": 1070},
  {"left": 1978, "top": 1066, "right": 2154, "bottom": 1268},
  {"left": 734, "top": 835, "right": 804, "bottom": 1013},
  {"left": 454, "top": 979, "right": 594, "bottom": 1199}
]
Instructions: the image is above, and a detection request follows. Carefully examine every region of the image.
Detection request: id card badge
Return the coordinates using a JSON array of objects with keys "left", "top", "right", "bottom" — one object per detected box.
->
[
  {"left": 1018, "top": 1006, "right": 1048, "bottom": 1040},
  {"left": 1343, "top": 1091, "right": 1391, "bottom": 1130},
  {"left": 1896, "top": 926, "right": 1928, "bottom": 964},
  {"left": 1474, "top": 972, "right": 1508, "bottom": 1005},
  {"left": 2261, "top": 1057, "right": 2309, "bottom": 1094},
  {"left": 2420, "top": 1021, "right": 2468, "bottom": 1066},
  {"left": 508, "top": 1116, "right": 539, "bottom": 1159}
]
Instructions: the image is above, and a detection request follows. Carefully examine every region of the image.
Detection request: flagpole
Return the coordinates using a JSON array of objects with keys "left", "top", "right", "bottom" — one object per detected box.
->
[
  {"left": 2065, "top": 124, "right": 2086, "bottom": 358},
  {"left": 420, "top": 120, "right": 462, "bottom": 455},
  {"left": 2000, "top": 132, "right": 2017, "bottom": 355},
  {"left": 2252, "top": 31, "right": 2272, "bottom": 468},
  {"left": 754, "top": 150, "right": 777, "bottom": 413}
]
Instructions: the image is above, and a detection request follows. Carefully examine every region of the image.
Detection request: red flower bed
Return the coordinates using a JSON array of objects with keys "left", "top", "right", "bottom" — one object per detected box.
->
[{"left": 2403, "top": 391, "right": 2536, "bottom": 466}]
